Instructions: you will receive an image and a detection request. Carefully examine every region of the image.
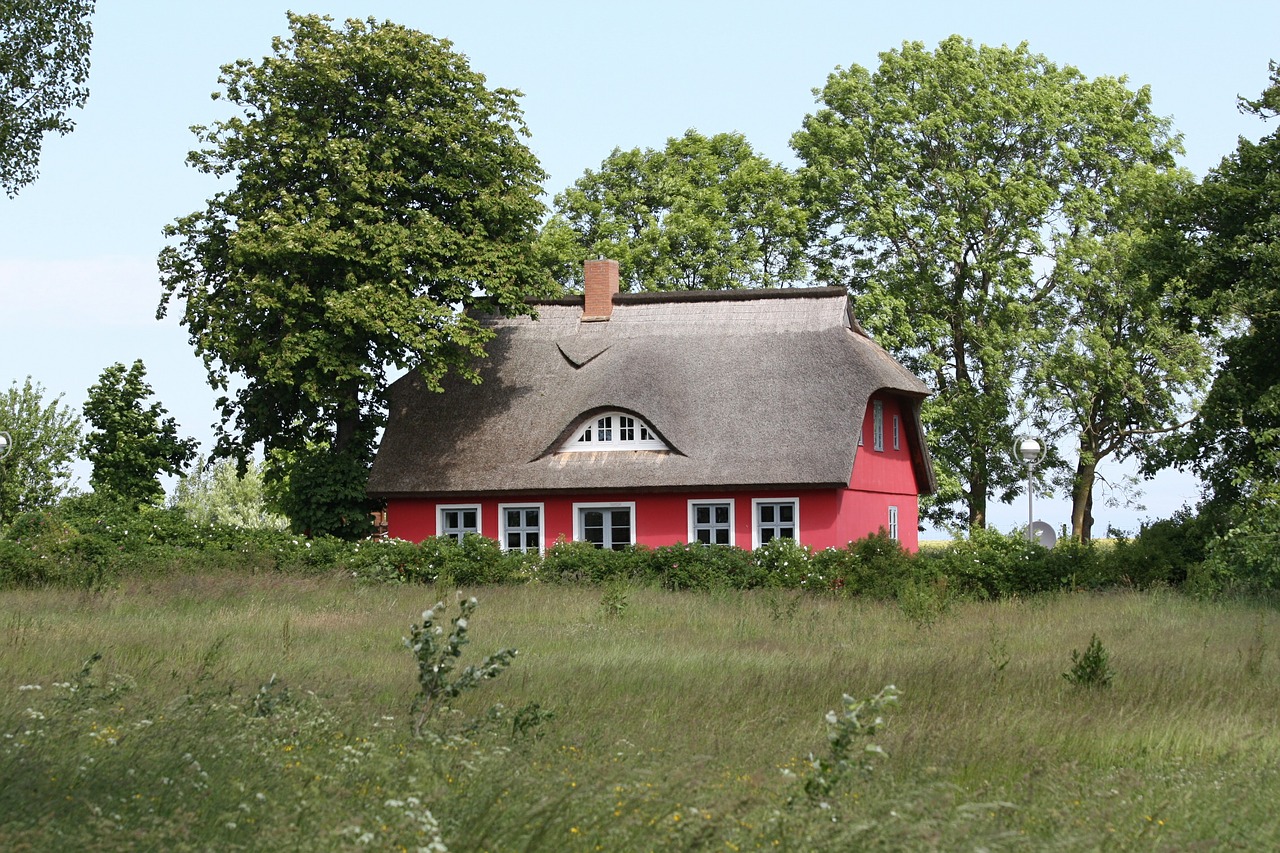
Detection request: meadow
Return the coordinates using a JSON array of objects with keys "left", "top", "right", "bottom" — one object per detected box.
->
[{"left": 3, "top": 570, "right": 1278, "bottom": 850}]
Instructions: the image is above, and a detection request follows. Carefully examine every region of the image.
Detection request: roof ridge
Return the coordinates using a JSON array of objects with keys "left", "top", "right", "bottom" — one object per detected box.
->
[{"left": 530, "top": 286, "right": 848, "bottom": 307}]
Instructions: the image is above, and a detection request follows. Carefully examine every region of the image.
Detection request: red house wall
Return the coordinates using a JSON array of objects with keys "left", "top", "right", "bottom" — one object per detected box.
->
[{"left": 384, "top": 393, "right": 924, "bottom": 552}]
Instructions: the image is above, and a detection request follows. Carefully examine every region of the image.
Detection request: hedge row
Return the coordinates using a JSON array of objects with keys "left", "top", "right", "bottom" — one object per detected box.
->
[{"left": 1, "top": 494, "right": 1209, "bottom": 598}]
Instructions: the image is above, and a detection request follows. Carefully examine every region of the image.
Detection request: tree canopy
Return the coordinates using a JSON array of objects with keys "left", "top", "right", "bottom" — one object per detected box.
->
[
  {"left": 538, "top": 129, "right": 808, "bottom": 291},
  {"left": 157, "top": 13, "right": 550, "bottom": 538},
  {"left": 0, "top": 0, "right": 94, "bottom": 196},
  {"left": 0, "top": 377, "right": 81, "bottom": 526},
  {"left": 82, "top": 360, "right": 197, "bottom": 506},
  {"left": 793, "top": 36, "right": 1182, "bottom": 529},
  {"left": 1156, "top": 61, "right": 1280, "bottom": 512},
  {"left": 1029, "top": 167, "right": 1211, "bottom": 539}
]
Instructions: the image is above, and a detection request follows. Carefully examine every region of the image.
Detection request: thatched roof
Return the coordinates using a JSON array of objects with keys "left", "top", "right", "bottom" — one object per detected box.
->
[{"left": 368, "top": 288, "right": 935, "bottom": 497}]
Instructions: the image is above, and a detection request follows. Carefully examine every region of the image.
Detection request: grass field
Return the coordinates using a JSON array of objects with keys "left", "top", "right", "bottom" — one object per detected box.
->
[{"left": 3, "top": 571, "right": 1278, "bottom": 850}]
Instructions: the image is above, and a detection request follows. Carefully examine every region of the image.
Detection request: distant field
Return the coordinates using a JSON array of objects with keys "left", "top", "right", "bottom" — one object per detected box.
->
[{"left": 3, "top": 571, "right": 1278, "bottom": 850}]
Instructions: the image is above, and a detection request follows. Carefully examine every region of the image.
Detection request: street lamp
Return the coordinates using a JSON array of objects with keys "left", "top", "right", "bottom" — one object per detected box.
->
[
  {"left": 1016, "top": 437, "right": 1044, "bottom": 544},
  {"left": 0, "top": 431, "right": 11, "bottom": 460}
]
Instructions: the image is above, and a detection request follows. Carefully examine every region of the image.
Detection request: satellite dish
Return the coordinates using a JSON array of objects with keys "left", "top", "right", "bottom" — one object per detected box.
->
[{"left": 1030, "top": 521, "right": 1057, "bottom": 548}]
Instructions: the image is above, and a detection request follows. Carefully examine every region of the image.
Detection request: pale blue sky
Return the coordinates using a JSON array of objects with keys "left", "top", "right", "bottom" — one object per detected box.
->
[{"left": 2, "top": 1, "right": 1276, "bottom": 534}]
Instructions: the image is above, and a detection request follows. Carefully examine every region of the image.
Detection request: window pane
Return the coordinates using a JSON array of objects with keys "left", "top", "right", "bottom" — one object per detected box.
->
[
  {"left": 462, "top": 510, "right": 476, "bottom": 529},
  {"left": 761, "top": 528, "right": 775, "bottom": 544},
  {"left": 507, "top": 532, "right": 521, "bottom": 549},
  {"left": 506, "top": 509, "right": 520, "bottom": 528},
  {"left": 714, "top": 505, "right": 729, "bottom": 524},
  {"left": 527, "top": 533, "right": 539, "bottom": 550},
  {"left": 779, "top": 526, "right": 794, "bottom": 539},
  {"left": 444, "top": 510, "right": 458, "bottom": 528},
  {"left": 779, "top": 504, "right": 793, "bottom": 524},
  {"left": 696, "top": 506, "right": 710, "bottom": 524},
  {"left": 524, "top": 509, "right": 539, "bottom": 527},
  {"left": 760, "top": 505, "right": 774, "bottom": 523},
  {"left": 714, "top": 528, "right": 729, "bottom": 545},
  {"left": 696, "top": 529, "right": 711, "bottom": 544}
]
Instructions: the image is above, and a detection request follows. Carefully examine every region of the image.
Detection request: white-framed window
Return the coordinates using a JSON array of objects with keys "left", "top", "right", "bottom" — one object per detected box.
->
[
  {"left": 561, "top": 412, "right": 667, "bottom": 452},
  {"left": 892, "top": 414, "right": 900, "bottom": 451},
  {"left": 888, "top": 505, "right": 899, "bottom": 541},
  {"left": 873, "top": 400, "right": 884, "bottom": 451},
  {"left": 438, "top": 504, "right": 481, "bottom": 542},
  {"left": 573, "top": 502, "right": 636, "bottom": 551},
  {"left": 752, "top": 498, "right": 799, "bottom": 549},
  {"left": 499, "top": 503, "right": 544, "bottom": 553},
  {"left": 688, "top": 500, "right": 735, "bottom": 546}
]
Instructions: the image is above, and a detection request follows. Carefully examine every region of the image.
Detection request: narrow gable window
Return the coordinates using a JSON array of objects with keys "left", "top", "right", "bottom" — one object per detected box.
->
[
  {"left": 892, "top": 415, "right": 900, "bottom": 451},
  {"left": 873, "top": 400, "right": 884, "bottom": 451},
  {"left": 562, "top": 411, "right": 667, "bottom": 452}
]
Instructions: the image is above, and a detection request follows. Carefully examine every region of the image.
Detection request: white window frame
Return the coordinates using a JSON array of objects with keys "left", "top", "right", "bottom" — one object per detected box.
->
[
  {"left": 498, "top": 502, "right": 545, "bottom": 554},
  {"left": 572, "top": 501, "right": 637, "bottom": 550},
  {"left": 752, "top": 498, "right": 800, "bottom": 549},
  {"left": 892, "top": 414, "right": 900, "bottom": 450},
  {"left": 888, "top": 505, "right": 900, "bottom": 541},
  {"left": 437, "top": 504, "right": 482, "bottom": 541},
  {"left": 873, "top": 400, "right": 884, "bottom": 451},
  {"left": 687, "top": 500, "right": 735, "bottom": 547},
  {"left": 561, "top": 412, "right": 667, "bottom": 452}
]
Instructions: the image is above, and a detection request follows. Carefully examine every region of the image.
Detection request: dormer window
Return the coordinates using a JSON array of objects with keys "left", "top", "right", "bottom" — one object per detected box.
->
[{"left": 561, "top": 412, "right": 668, "bottom": 452}]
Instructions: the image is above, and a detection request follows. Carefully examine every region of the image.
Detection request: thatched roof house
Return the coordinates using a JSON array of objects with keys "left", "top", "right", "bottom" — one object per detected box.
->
[{"left": 369, "top": 260, "right": 935, "bottom": 551}]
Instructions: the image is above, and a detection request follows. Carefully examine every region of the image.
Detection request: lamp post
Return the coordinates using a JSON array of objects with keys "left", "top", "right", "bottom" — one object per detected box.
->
[
  {"left": 0, "top": 431, "right": 11, "bottom": 460},
  {"left": 1016, "top": 437, "right": 1044, "bottom": 544}
]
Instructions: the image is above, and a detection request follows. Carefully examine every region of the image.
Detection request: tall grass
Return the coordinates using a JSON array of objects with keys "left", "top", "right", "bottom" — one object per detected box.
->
[{"left": 3, "top": 572, "right": 1278, "bottom": 850}]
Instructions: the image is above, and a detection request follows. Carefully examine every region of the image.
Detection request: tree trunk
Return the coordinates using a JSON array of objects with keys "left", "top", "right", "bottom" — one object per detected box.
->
[
  {"left": 969, "top": 453, "right": 988, "bottom": 529},
  {"left": 1070, "top": 454, "right": 1097, "bottom": 542}
]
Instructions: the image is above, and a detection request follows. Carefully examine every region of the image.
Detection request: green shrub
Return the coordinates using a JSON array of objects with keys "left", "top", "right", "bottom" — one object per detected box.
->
[
  {"left": 751, "top": 537, "right": 813, "bottom": 588},
  {"left": 1063, "top": 633, "right": 1114, "bottom": 689},
  {"left": 542, "top": 538, "right": 647, "bottom": 584},
  {"left": 646, "top": 542, "right": 757, "bottom": 591},
  {"left": 0, "top": 539, "right": 43, "bottom": 586},
  {"left": 812, "top": 531, "right": 916, "bottom": 599}
]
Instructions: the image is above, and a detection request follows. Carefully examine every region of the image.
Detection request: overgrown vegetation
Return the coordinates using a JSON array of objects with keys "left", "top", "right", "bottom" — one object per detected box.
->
[
  {"left": 5, "top": 494, "right": 1272, "bottom": 599},
  {"left": 3, "top": 575, "right": 1278, "bottom": 850}
]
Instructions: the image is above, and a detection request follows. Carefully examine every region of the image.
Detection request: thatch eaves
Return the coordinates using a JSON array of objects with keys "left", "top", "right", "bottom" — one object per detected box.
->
[{"left": 368, "top": 288, "right": 935, "bottom": 498}]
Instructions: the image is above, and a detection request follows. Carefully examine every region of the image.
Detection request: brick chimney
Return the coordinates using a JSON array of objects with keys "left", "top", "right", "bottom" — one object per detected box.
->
[{"left": 582, "top": 258, "right": 619, "bottom": 321}]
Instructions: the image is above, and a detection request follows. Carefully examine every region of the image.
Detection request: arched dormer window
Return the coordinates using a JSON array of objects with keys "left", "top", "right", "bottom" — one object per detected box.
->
[{"left": 559, "top": 411, "right": 668, "bottom": 452}]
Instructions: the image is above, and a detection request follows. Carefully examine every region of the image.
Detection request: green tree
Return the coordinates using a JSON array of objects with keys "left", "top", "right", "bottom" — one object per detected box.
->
[
  {"left": 81, "top": 360, "right": 197, "bottom": 506},
  {"left": 0, "top": 377, "right": 81, "bottom": 525},
  {"left": 538, "top": 129, "right": 808, "bottom": 291},
  {"left": 1155, "top": 62, "right": 1280, "bottom": 522},
  {"left": 171, "top": 456, "right": 288, "bottom": 530},
  {"left": 157, "top": 14, "right": 549, "bottom": 539},
  {"left": 0, "top": 0, "right": 95, "bottom": 196},
  {"left": 793, "top": 35, "right": 1180, "bottom": 529},
  {"left": 1030, "top": 168, "right": 1211, "bottom": 540}
]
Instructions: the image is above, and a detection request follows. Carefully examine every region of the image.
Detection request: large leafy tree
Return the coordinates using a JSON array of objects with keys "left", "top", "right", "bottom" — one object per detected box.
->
[
  {"left": 538, "top": 129, "right": 808, "bottom": 291},
  {"left": 82, "top": 360, "right": 197, "bottom": 506},
  {"left": 793, "top": 36, "right": 1180, "bottom": 529},
  {"left": 0, "top": 0, "right": 94, "bottom": 196},
  {"left": 158, "top": 14, "right": 549, "bottom": 538},
  {"left": 1156, "top": 62, "right": 1280, "bottom": 514},
  {"left": 0, "top": 377, "right": 81, "bottom": 526},
  {"left": 1030, "top": 168, "right": 1211, "bottom": 540}
]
